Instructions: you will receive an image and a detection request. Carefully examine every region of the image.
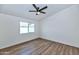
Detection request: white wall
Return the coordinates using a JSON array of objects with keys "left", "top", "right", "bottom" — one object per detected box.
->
[
  {"left": 0, "top": 13, "right": 39, "bottom": 49},
  {"left": 40, "top": 5, "right": 79, "bottom": 48}
]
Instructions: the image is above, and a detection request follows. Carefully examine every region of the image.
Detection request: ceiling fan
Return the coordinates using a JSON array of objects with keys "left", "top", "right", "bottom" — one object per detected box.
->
[{"left": 29, "top": 4, "right": 48, "bottom": 15}]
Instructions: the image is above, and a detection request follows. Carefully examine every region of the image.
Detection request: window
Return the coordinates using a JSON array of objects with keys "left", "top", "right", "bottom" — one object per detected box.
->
[
  {"left": 20, "top": 22, "right": 35, "bottom": 34},
  {"left": 20, "top": 22, "right": 29, "bottom": 34},
  {"left": 29, "top": 24, "right": 35, "bottom": 32}
]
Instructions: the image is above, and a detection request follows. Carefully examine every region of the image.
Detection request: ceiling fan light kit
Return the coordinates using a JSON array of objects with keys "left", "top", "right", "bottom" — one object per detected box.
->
[{"left": 36, "top": 12, "right": 40, "bottom": 15}]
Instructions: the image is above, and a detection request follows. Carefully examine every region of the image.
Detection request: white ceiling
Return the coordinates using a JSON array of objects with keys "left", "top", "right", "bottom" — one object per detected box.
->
[{"left": 0, "top": 4, "right": 73, "bottom": 20}]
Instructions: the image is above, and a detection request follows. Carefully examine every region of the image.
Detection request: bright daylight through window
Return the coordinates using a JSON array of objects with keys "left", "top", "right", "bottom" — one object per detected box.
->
[{"left": 20, "top": 22, "right": 35, "bottom": 34}]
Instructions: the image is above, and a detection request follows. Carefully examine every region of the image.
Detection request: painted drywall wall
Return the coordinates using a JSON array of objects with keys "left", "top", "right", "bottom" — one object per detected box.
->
[
  {"left": 40, "top": 5, "right": 79, "bottom": 48},
  {"left": 0, "top": 13, "right": 39, "bottom": 49}
]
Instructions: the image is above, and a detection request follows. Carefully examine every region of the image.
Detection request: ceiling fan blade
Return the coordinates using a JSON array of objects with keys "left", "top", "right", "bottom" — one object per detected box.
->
[
  {"left": 29, "top": 10, "right": 37, "bottom": 12},
  {"left": 39, "top": 6, "right": 47, "bottom": 11},
  {"left": 32, "top": 4, "right": 38, "bottom": 11},
  {"left": 40, "top": 11, "right": 46, "bottom": 14}
]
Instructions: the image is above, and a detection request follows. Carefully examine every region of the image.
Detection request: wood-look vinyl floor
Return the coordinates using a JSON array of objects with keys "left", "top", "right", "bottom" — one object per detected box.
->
[{"left": 0, "top": 38, "right": 79, "bottom": 55}]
